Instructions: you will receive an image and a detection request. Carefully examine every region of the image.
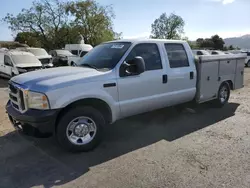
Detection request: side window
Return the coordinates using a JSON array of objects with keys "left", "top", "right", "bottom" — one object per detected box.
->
[
  {"left": 197, "top": 51, "right": 203, "bottom": 56},
  {"left": 49, "top": 51, "right": 55, "bottom": 56},
  {"left": 4, "top": 55, "right": 13, "bottom": 66},
  {"left": 71, "top": 50, "right": 78, "bottom": 55},
  {"left": 126, "top": 43, "right": 162, "bottom": 71},
  {"left": 80, "top": 51, "right": 88, "bottom": 57},
  {"left": 164, "top": 44, "right": 189, "bottom": 68}
]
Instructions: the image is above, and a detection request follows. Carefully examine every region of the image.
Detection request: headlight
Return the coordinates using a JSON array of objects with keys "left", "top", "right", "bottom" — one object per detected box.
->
[{"left": 24, "top": 90, "right": 50, "bottom": 110}]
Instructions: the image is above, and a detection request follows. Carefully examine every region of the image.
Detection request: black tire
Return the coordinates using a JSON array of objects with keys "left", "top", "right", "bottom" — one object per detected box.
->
[
  {"left": 71, "top": 62, "right": 76, "bottom": 66},
  {"left": 56, "top": 106, "right": 105, "bottom": 152},
  {"left": 213, "top": 82, "right": 230, "bottom": 108},
  {"left": 247, "top": 60, "right": 250, "bottom": 67}
]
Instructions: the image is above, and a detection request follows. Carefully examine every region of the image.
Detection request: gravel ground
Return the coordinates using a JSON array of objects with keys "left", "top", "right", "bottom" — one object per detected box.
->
[{"left": 0, "top": 70, "right": 249, "bottom": 188}]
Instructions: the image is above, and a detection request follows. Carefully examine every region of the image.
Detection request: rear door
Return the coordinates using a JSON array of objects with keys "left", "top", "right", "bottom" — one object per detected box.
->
[{"left": 163, "top": 43, "right": 197, "bottom": 104}]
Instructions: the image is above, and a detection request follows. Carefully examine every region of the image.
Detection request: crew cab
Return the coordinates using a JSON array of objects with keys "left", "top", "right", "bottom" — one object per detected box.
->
[
  {"left": 6, "top": 39, "right": 246, "bottom": 152},
  {"left": 0, "top": 50, "right": 42, "bottom": 78}
]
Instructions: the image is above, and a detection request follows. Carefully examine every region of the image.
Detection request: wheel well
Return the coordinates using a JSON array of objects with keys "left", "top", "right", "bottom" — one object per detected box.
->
[
  {"left": 71, "top": 61, "right": 74, "bottom": 66},
  {"left": 55, "top": 98, "right": 112, "bottom": 129},
  {"left": 225, "top": 80, "right": 233, "bottom": 90}
]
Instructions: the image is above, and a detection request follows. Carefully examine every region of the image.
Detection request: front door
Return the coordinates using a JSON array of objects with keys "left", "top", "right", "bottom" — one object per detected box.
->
[{"left": 117, "top": 43, "right": 167, "bottom": 118}]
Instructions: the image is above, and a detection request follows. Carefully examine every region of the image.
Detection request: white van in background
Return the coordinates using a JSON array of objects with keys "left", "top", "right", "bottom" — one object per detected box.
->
[
  {"left": 17, "top": 47, "right": 53, "bottom": 68},
  {"left": 65, "top": 43, "right": 93, "bottom": 66},
  {"left": 0, "top": 51, "right": 42, "bottom": 78}
]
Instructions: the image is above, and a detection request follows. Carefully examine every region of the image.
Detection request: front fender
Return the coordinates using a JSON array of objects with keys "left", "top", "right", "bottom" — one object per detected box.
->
[{"left": 48, "top": 86, "right": 120, "bottom": 123}]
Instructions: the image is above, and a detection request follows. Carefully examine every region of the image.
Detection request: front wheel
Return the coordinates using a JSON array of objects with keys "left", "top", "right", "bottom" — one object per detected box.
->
[
  {"left": 213, "top": 82, "right": 230, "bottom": 108},
  {"left": 71, "top": 62, "right": 77, "bottom": 66},
  {"left": 56, "top": 106, "right": 105, "bottom": 152}
]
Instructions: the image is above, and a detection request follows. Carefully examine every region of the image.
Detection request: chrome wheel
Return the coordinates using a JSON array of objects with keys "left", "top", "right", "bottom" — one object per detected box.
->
[
  {"left": 66, "top": 116, "right": 97, "bottom": 145},
  {"left": 219, "top": 86, "right": 228, "bottom": 103}
]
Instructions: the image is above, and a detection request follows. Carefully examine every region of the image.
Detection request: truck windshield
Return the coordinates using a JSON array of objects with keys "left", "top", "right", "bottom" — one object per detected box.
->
[{"left": 78, "top": 42, "right": 131, "bottom": 70}]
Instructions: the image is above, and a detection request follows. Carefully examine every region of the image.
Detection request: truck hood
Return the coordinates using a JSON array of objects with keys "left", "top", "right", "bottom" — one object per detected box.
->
[{"left": 11, "top": 67, "right": 110, "bottom": 92}]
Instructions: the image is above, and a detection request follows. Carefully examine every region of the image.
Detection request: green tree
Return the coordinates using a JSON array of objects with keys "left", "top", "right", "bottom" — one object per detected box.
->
[
  {"left": 196, "top": 35, "right": 225, "bottom": 50},
  {"left": 14, "top": 32, "right": 41, "bottom": 47},
  {"left": 150, "top": 13, "right": 185, "bottom": 39},
  {"left": 3, "top": 0, "right": 69, "bottom": 50},
  {"left": 211, "top": 35, "right": 225, "bottom": 50},
  {"left": 65, "top": 0, "right": 116, "bottom": 46},
  {"left": 228, "top": 45, "right": 235, "bottom": 50}
]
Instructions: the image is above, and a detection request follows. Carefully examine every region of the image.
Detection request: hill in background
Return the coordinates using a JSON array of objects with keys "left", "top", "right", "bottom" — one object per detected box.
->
[{"left": 224, "top": 34, "right": 250, "bottom": 50}]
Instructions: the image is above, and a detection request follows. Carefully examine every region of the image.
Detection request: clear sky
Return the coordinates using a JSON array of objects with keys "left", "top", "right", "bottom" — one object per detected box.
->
[{"left": 0, "top": 0, "right": 249, "bottom": 41}]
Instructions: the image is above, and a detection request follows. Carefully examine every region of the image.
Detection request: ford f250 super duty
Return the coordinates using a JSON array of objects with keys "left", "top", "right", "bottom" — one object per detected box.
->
[{"left": 6, "top": 39, "right": 246, "bottom": 152}]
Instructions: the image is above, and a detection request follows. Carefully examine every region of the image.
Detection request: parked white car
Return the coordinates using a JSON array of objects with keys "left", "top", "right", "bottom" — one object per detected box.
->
[
  {"left": 0, "top": 51, "right": 42, "bottom": 78},
  {"left": 17, "top": 47, "right": 53, "bottom": 68},
  {"left": 6, "top": 39, "right": 246, "bottom": 152},
  {"left": 65, "top": 43, "right": 93, "bottom": 66}
]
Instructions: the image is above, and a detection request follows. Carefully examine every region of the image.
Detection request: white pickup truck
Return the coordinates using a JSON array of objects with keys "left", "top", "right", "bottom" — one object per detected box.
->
[{"left": 6, "top": 39, "right": 246, "bottom": 152}]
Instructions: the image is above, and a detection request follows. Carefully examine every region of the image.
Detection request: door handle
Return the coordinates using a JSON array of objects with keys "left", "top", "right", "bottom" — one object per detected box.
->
[
  {"left": 190, "top": 71, "right": 194, "bottom": 80},
  {"left": 162, "top": 75, "right": 168, "bottom": 83}
]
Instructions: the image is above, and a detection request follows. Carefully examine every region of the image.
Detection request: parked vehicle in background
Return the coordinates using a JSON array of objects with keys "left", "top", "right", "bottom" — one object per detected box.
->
[
  {"left": 0, "top": 51, "right": 42, "bottom": 78},
  {"left": 17, "top": 47, "right": 53, "bottom": 68},
  {"left": 241, "top": 51, "right": 250, "bottom": 67},
  {"left": 6, "top": 39, "right": 246, "bottom": 152},
  {"left": 65, "top": 43, "right": 93, "bottom": 66},
  {"left": 49, "top": 49, "right": 73, "bottom": 67},
  {"left": 211, "top": 50, "right": 225, "bottom": 55},
  {"left": 192, "top": 50, "right": 210, "bottom": 56}
]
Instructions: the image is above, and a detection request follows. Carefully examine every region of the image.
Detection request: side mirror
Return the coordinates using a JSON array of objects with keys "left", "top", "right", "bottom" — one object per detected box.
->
[{"left": 120, "top": 56, "right": 146, "bottom": 77}]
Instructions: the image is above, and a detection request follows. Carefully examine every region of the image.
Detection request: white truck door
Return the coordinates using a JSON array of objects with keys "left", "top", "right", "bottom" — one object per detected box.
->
[
  {"left": 117, "top": 43, "right": 168, "bottom": 118},
  {"left": 4, "top": 55, "right": 13, "bottom": 77},
  {"left": 163, "top": 43, "right": 197, "bottom": 105}
]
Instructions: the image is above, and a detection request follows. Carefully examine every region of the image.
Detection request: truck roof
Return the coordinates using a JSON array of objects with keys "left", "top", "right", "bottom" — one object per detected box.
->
[{"left": 109, "top": 39, "right": 186, "bottom": 44}]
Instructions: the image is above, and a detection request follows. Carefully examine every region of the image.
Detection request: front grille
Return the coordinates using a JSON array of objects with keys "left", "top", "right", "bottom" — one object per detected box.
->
[
  {"left": 40, "top": 58, "right": 51, "bottom": 65},
  {"left": 8, "top": 82, "right": 27, "bottom": 113}
]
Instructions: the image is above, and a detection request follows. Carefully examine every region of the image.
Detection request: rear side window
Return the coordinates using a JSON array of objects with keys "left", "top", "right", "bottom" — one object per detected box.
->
[
  {"left": 71, "top": 50, "right": 78, "bottom": 55},
  {"left": 164, "top": 44, "right": 189, "bottom": 68},
  {"left": 80, "top": 51, "right": 88, "bottom": 57}
]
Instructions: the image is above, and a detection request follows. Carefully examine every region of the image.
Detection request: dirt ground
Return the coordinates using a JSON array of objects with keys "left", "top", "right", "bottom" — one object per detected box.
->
[{"left": 0, "top": 70, "right": 250, "bottom": 188}]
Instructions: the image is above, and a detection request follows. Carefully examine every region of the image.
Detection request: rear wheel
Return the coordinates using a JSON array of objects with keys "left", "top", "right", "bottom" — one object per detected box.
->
[
  {"left": 56, "top": 106, "right": 105, "bottom": 152},
  {"left": 213, "top": 82, "right": 230, "bottom": 108}
]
